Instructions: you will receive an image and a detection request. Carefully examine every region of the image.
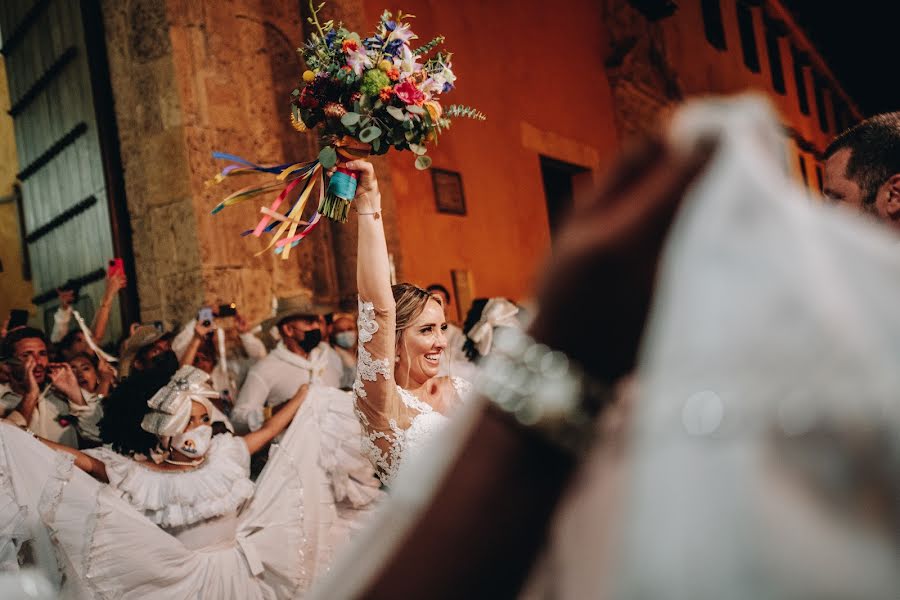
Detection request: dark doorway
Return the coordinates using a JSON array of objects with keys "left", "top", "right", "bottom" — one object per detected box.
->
[{"left": 540, "top": 156, "right": 590, "bottom": 239}]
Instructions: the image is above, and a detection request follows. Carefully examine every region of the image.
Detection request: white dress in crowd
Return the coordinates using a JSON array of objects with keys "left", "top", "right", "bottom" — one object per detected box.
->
[{"left": 0, "top": 384, "right": 383, "bottom": 599}]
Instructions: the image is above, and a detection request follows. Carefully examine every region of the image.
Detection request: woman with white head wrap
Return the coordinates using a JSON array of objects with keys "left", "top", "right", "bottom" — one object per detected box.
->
[{"left": 0, "top": 364, "right": 383, "bottom": 598}]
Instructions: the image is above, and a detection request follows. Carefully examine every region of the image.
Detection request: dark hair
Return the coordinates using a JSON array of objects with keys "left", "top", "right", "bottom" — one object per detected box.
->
[
  {"left": 58, "top": 328, "right": 85, "bottom": 353},
  {"left": 1, "top": 327, "right": 47, "bottom": 360},
  {"left": 68, "top": 351, "right": 99, "bottom": 369},
  {"left": 461, "top": 298, "right": 490, "bottom": 362},
  {"left": 425, "top": 283, "right": 451, "bottom": 301},
  {"left": 824, "top": 112, "right": 900, "bottom": 206},
  {"left": 99, "top": 353, "right": 178, "bottom": 456}
]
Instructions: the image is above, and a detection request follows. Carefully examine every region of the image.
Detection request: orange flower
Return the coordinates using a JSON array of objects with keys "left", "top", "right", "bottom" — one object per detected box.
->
[
  {"left": 379, "top": 86, "right": 394, "bottom": 102},
  {"left": 341, "top": 39, "right": 359, "bottom": 53},
  {"left": 386, "top": 68, "right": 400, "bottom": 81},
  {"left": 424, "top": 100, "right": 443, "bottom": 122}
]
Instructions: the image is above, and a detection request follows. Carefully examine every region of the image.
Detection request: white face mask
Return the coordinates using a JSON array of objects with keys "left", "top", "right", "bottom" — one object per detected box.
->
[
  {"left": 333, "top": 330, "right": 357, "bottom": 349},
  {"left": 171, "top": 425, "right": 213, "bottom": 458}
]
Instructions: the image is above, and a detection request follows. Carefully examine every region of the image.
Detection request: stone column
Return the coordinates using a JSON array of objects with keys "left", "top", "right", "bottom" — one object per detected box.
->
[{"left": 101, "top": 0, "right": 344, "bottom": 325}]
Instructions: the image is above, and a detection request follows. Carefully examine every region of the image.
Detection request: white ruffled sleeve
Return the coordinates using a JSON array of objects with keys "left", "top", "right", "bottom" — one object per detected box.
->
[{"left": 84, "top": 434, "right": 254, "bottom": 528}]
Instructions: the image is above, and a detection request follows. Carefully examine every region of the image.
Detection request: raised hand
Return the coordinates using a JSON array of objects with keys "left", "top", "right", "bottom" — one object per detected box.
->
[
  {"left": 194, "top": 319, "right": 215, "bottom": 340},
  {"left": 97, "top": 358, "right": 117, "bottom": 383},
  {"left": 329, "top": 159, "right": 380, "bottom": 213},
  {"left": 234, "top": 313, "right": 251, "bottom": 334},
  {"left": 23, "top": 355, "right": 40, "bottom": 397},
  {"left": 105, "top": 271, "right": 127, "bottom": 297},
  {"left": 48, "top": 363, "right": 84, "bottom": 404}
]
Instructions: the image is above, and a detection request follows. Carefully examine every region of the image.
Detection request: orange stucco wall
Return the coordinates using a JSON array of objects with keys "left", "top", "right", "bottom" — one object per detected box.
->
[
  {"left": 362, "top": 0, "right": 620, "bottom": 310},
  {"left": 656, "top": 0, "right": 858, "bottom": 186}
]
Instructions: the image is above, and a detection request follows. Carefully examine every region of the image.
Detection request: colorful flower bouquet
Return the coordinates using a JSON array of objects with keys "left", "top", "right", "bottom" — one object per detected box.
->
[{"left": 209, "top": 2, "right": 484, "bottom": 259}]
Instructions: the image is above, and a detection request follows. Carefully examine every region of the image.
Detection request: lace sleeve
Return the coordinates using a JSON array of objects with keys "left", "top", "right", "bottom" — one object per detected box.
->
[{"left": 353, "top": 297, "right": 407, "bottom": 483}]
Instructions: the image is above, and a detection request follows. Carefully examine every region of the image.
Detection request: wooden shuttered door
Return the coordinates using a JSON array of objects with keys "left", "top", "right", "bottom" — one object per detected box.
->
[{"left": 1, "top": 0, "right": 134, "bottom": 346}]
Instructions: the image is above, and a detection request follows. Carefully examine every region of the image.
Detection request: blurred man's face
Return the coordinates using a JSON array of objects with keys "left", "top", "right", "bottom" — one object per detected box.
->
[
  {"left": 282, "top": 316, "right": 321, "bottom": 339},
  {"left": 13, "top": 338, "right": 49, "bottom": 385},
  {"left": 824, "top": 149, "right": 864, "bottom": 207},
  {"left": 135, "top": 339, "right": 172, "bottom": 371},
  {"left": 332, "top": 317, "right": 354, "bottom": 335}
]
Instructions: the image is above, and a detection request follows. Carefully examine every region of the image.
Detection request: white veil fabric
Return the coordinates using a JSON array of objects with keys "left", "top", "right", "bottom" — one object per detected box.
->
[{"left": 613, "top": 96, "right": 900, "bottom": 599}]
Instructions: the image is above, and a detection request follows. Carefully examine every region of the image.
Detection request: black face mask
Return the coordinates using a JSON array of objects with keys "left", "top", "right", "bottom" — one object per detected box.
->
[{"left": 298, "top": 328, "right": 322, "bottom": 353}]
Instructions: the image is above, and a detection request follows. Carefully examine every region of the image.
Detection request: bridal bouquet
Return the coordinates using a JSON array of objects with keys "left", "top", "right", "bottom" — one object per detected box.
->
[{"left": 209, "top": 2, "right": 484, "bottom": 259}]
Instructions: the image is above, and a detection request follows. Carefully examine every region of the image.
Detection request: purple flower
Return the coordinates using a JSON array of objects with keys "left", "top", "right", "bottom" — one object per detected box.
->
[
  {"left": 324, "top": 29, "right": 337, "bottom": 47},
  {"left": 384, "top": 20, "right": 397, "bottom": 31},
  {"left": 442, "top": 82, "right": 454, "bottom": 93},
  {"left": 384, "top": 39, "right": 404, "bottom": 56},
  {"left": 363, "top": 35, "right": 383, "bottom": 49}
]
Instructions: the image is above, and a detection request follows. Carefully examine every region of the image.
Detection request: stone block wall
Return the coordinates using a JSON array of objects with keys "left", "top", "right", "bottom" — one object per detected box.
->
[{"left": 101, "top": 0, "right": 348, "bottom": 326}]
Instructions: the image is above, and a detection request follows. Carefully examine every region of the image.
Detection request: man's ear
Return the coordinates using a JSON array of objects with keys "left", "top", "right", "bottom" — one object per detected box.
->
[{"left": 883, "top": 174, "right": 900, "bottom": 219}]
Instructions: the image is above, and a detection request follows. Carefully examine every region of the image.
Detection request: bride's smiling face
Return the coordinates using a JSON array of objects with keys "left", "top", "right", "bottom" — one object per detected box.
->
[{"left": 396, "top": 299, "right": 448, "bottom": 384}]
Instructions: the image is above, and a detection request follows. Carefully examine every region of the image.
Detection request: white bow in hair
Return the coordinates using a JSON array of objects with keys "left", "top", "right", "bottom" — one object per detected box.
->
[
  {"left": 141, "top": 366, "right": 219, "bottom": 437},
  {"left": 466, "top": 298, "right": 520, "bottom": 357}
]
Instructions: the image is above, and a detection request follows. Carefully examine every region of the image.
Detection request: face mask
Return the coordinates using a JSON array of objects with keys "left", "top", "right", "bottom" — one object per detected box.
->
[
  {"left": 333, "top": 331, "right": 357, "bottom": 349},
  {"left": 171, "top": 425, "right": 213, "bottom": 458},
  {"left": 299, "top": 328, "right": 322, "bottom": 353}
]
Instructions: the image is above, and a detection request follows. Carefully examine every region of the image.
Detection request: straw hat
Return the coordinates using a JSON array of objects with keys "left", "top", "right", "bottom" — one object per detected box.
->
[
  {"left": 263, "top": 294, "right": 332, "bottom": 333},
  {"left": 119, "top": 325, "right": 165, "bottom": 377}
]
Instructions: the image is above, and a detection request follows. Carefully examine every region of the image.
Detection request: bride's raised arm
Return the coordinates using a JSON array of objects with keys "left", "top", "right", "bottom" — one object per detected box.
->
[{"left": 340, "top": 160, "right": 402, "bottom": 461}]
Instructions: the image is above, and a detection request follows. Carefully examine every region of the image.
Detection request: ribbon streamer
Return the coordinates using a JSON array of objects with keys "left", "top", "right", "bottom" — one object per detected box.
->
[
  {"left": 71, "top": 309, "right": 118, "bottom": 363},
  {"left": 209, "top": 153, "right": 326, "bottom": 260}
]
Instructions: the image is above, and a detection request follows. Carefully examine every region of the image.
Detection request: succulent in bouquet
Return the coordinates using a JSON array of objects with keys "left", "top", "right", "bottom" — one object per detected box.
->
[{"left": 209, "top": 2, "right": 484, "bottom": 260}]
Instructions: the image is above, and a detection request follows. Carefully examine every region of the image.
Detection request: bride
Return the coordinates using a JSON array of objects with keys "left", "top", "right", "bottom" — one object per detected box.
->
[{"left": 341, "top": 159, "right": 472, "bottom": 486}]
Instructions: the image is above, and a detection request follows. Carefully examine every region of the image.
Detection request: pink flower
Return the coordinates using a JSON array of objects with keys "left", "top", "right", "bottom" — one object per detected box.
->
[{"left": 394, "top": 80, "right": 426, "bottom": 106}]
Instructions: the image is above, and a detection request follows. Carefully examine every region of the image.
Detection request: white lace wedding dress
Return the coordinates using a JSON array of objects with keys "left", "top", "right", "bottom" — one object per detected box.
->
[
  {"left": 0, "top": 385, "right": 382, "bottom": 599},
  {"left": 352, "top": 298, "right": 472, "bottom": 487}
]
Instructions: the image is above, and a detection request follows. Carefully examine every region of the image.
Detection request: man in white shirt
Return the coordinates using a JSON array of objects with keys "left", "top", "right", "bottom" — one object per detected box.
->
[
  {"left": 231, "top": 295, "right": 342, "bottom": 432},
  {"left": 0, "top": 327, "right": 103, "bottom": 448}
]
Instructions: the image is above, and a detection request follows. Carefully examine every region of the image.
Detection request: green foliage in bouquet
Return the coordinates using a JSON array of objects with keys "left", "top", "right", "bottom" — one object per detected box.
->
[{"left": 292, "top": 1, "right": 485, "bottom": 173}]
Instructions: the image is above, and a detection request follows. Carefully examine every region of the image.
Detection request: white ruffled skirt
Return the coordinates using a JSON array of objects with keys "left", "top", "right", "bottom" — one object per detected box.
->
[{"left": 0, "top": 385, "right": 383, "bottom": 599}]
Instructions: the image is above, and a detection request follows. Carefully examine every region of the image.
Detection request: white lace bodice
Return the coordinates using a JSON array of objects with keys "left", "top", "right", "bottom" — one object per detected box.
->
[{"left": 353, "top": 297, "right": 472, "bottom": 486}]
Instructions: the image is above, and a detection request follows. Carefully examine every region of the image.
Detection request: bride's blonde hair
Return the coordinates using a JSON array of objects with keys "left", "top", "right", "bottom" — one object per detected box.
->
[{"left": 393, "top": 283, "right": 441, "bottom": 344}]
